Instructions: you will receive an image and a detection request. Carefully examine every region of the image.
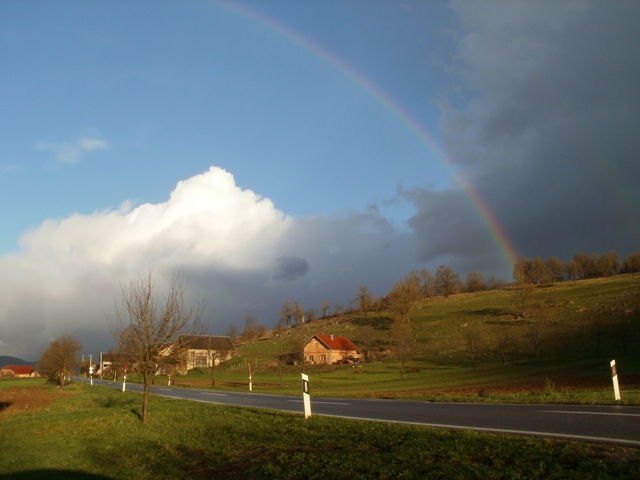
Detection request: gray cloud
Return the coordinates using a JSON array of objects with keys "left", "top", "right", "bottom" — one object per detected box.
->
[
  {"left": 408, "top": 0, "right": 640, "bottom": 273},
  {"left": 272, "top": 256, "right": 309, "bottom": 281}
]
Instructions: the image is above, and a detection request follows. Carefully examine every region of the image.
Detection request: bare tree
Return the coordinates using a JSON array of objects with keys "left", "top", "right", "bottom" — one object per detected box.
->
[
  {"left": 565, "top": 259, "right": 583, "bottom": 283},
  {"left": 203, "top": 337, "right": 232, "bottom": 388},
  {"left": 415, "top": 268, "right": 435, "bottom": 297},
  {"left": 386, "top": 275, "right": 420, "bottom": 323},
  {"left": 38, "top": 335, "right": 81, "bottom": 387},
  {"left": 573, "top": 253, "right": 596, "bottom": 278},
  {"left": 356, "top": 285, "right": 374, "bottom": 317},
  {"left": 465, "top": 271, "right": 486, "bottom": 292},
  {"left": 462, "top": 323, "right": 484, "bottom": 370},
  {"left": 596, "top": 250, "right": 619, "bottom": 277},
  {"left": 494, "top": 322, "right": 513, "bottom": 365},
  {"left": 623, "top": 253, "right": 640, "bottom": 273},
  {"left": 546, "top": 256, "right": 564, "bottom": 283},
  {"left": 320, "top": 299, "right": 331, "bottom": 318},
  {"left": 293, "top": 301, "right": 305, "bottom": 325},
  {"left": 110, "top": 270, "right": 204, "bottom": 424},
  {"left": 512, "top": 277, "right": 534, "bottom": 318},
  {"left": 528, "top": 298, "right": 554, "bottom": 361},
  {"left": 529, "top": 257, "right": 549, "bottom": 285},
  {"left": 278, "top": 298, "right": 294, "bottom": 329},
  {"left": 390, "top": 318, "right": 415, "bottom": 380},
  {"left": 358, "top": 325, "right": 377, "bottom": 363},
  {"left": 513, "top": 257, "right": 531, "bottom": 284},
  {"left": 435, "top": 265, "right": 461, "bottom": 297},
  {"left": 305, "top": 308, "right": 316, "bottom": 323},
  {"left": 289, "top": 336, "right": 307, "bottom": 372},
  {"left": 225, "top": 324, "right": 237, "bottom": 343},
  {"left": 242, "top": 315, "right": 258, "bottom": 341}
]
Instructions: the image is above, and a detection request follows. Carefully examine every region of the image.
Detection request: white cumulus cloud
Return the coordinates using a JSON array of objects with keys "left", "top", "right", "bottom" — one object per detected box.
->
[{"left": 0, "top": 166, "right": 418, "bottom": 360}]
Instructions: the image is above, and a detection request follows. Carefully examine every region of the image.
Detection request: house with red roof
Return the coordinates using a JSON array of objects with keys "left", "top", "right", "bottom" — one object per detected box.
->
[
  {"left": 303, "top": 334, "right": 360, "bottom": 365},
  {"left": 0, "top": 365, "right": 39, "bottom": 378}
]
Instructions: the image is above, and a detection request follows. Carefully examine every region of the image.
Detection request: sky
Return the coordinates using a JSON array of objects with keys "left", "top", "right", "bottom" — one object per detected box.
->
[{"left": 1, "top": 1, "right": 638, "bottom": 360}]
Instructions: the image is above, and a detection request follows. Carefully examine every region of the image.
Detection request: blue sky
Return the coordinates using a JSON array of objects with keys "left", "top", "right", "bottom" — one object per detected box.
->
[
  {"left": 1, "top": 1, "right": 639, "bottom": 359},
  {"left": 0, "top": 1, "right": 453, "bottom": 252}
]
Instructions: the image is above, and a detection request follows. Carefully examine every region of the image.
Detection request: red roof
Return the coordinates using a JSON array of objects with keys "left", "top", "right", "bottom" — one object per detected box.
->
[
  {"left": 2, "top": 365, "right": 35, "bottom": 375},
  {"left": 315, "top": 334, "right": 358, "bottom": 351}
]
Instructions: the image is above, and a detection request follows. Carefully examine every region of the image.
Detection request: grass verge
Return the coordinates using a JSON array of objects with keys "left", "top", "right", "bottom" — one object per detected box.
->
[{"left": 1, "top": 382, "right": 639, "bottom": 479}]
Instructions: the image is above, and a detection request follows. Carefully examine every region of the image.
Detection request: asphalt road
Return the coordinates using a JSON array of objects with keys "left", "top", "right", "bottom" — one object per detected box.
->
[{"left": 75, "top": 377, "right": 640, "bottom": 447}]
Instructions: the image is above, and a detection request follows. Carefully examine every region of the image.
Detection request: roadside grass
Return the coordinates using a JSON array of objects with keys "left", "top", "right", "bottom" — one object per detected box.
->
[
  {"left": 1, "top": 382, "right": 639, "bottom": 480},
  {"left": 164, "top": 360, "right": 640, "bottom": 405}
]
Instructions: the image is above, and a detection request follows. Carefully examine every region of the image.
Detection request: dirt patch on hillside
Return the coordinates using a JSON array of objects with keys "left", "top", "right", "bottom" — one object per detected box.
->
[{"left": 0, "top": 385, "right": 70, "bottom": 415}]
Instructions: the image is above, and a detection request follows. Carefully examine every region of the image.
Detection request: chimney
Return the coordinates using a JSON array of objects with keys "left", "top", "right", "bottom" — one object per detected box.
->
[{"left": 330, "top": 334, "right": 334, "bottom": 341}]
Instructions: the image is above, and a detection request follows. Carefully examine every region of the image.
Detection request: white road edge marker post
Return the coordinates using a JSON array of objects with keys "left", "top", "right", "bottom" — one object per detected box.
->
[
  {"left": 122, "top": 365, "right": 127, "bottom": 393},
  {"left": 610, "top": 359, "right": 621, "bottom": 401},
  {"left": 248, "top": 363, "right": 252, "bottom": 392},
  {"left": 301, "top": 373, "right": 311, "bottom": 419}
]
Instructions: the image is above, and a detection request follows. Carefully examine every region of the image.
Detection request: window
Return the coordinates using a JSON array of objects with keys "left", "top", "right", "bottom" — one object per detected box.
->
[{"left": 196, "top": 354, "right": 208, "bottom": 368}]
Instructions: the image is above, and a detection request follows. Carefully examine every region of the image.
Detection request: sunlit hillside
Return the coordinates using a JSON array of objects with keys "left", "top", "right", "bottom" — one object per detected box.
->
[{"left": 221, "top": 273, "right": 640, "bottom": 399}]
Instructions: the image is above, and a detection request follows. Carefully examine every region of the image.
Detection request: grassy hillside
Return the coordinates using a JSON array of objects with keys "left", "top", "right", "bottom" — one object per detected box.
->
[{"left": 177, "top": 274, "right": 640, "bottom": 402}]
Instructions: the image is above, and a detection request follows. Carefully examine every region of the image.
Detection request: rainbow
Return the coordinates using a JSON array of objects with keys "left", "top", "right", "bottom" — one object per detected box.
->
[{"left": 213, "top": 1, "right": 519, "bottom": 271}]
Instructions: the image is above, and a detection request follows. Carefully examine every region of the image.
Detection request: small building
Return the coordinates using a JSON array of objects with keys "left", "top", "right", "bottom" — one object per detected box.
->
[
  {"left": 303, "top": 334, "right": 360, "bottom": 365},
  {"left": 178, "top": 335, "right": 235, "bottom": 371},
  {"left": 0, "top": 365, "right": 39, "bottom": 378}
]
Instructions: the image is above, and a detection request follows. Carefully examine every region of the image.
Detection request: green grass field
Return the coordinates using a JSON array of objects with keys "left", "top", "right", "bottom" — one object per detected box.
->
[{"left": 1, "top": 380, "right": 639, "bottom": 479}]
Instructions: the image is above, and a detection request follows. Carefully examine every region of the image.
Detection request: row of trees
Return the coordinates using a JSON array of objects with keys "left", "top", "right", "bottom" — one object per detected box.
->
[
  {"left": 271, "top": 250, "right": 640, "bottom": 334},
  {"left": 514, "top": 251, "right": 640, "bottom": 285}
]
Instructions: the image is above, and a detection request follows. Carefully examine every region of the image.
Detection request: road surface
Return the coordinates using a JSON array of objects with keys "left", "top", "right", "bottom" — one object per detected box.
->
[{"left": 75, "top": 377, "right": 640, "bottom": 447}]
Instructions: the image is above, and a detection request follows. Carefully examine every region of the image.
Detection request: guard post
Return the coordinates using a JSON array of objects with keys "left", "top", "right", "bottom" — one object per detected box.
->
[
  {"left": 122, "top": 365, "right": 127, "bottom": 393},
  {"left": 301, "top": 373, "right": 311, "bottom": 419},
  {"left": 610, "top": 359, "right": 621, "bottom": 401}
]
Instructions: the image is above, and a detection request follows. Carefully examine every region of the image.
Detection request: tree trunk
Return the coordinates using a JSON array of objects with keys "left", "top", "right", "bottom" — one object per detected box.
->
[{"left": 142, "top": 379, "right": 150, "bottom": 424}]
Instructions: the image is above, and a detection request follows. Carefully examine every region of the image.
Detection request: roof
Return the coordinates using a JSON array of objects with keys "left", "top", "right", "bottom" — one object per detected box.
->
[
  {"left": 2, "top": 365, "right": 35, "bottom": 375},
  {"left": 178, "top": 335, "right": 235, "bottom": 351},
  {"left": 311, "top": 334, "right": 359, "bottom": 352}
]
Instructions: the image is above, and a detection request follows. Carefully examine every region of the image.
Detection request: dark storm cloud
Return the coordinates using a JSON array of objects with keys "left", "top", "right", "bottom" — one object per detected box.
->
[
  {"left": 272, "top": 256, "right": 310, "bottom": 281},
  {"left": 409, "top": 0, "right": 640, "bottom": 272}
]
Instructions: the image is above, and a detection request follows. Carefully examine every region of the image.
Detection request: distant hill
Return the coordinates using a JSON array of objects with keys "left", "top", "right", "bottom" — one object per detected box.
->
[{"left": 0, "top": 356, "right": 36, "bottom": 367}]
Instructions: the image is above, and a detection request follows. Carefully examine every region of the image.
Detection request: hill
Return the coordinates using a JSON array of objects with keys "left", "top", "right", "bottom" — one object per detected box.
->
[
  {"left": 0, "top": 356, "right": 35, "bottom": 367},
  {"left": 221, "top": 273, "right": 640, "bottom": 399}
]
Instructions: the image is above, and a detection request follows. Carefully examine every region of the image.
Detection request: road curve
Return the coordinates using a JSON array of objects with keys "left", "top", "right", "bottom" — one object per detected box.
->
[{"left": 75, "top": 377, "right": 640, "bottom": 447}]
